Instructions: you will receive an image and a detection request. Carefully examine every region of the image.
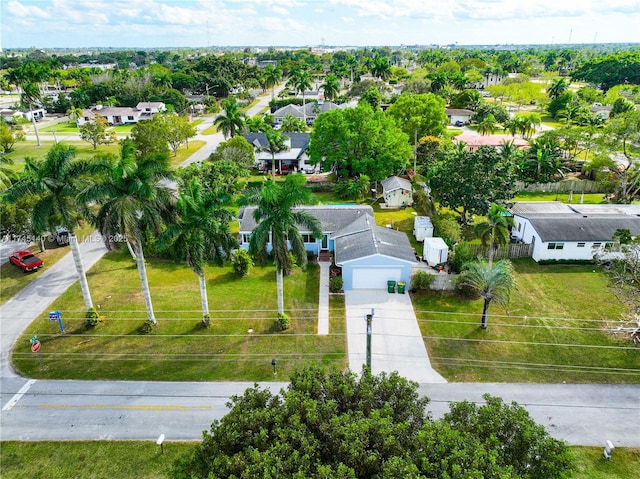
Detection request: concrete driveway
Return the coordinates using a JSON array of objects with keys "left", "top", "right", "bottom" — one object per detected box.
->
[{"left": 345, "top": 290, "right": 447, "bottom": 383}]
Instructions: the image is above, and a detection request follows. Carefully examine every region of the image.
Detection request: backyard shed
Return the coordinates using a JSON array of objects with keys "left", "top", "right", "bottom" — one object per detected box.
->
[
  {"left": 413, "top": 216, "right": 434, "bottom": 241},
  {"left": 423, "top": 237, "right": 449, "bottom": 267},
  {"left": 381, "top": 176, "right": 413, "bottom": 208}
]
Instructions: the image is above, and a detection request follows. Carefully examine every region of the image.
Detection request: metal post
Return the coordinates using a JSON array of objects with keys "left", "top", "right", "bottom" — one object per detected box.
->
[
  {"left": 271, "top": 358, "right": 277, "bottom": 375},
  {"left": 365, "top": 308, "right": 374, "bottom": 371}
]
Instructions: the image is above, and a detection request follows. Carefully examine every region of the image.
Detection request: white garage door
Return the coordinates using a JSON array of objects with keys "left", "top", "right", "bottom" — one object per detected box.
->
[{"left": 351, "top": 267, "right": 403, "bottom": 289}]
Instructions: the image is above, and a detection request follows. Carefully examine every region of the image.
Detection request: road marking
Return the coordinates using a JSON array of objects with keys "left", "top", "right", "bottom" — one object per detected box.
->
[
  {"left": 2, "top": 379, "right": 36, "bottom": 411},
  {"left": 34, "top": 405, "right": 211, "bottom": 411}
]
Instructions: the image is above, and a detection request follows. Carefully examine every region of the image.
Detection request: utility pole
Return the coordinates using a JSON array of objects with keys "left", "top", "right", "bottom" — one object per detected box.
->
[
  {"left": 365, "top": 309, "right": 374, "bottom": 371},
  {"left": 413, "top": 129, "right": 417, "bottom": 174}
]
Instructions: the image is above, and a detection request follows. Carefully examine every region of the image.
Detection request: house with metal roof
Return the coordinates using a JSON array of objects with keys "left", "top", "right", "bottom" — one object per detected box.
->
[
  {"left": 77, "top": 102, "right": 166, "bottom": 126},
  {"left": 381, "top": 176, "right": 413, "bottom": 208},
  {"left": 510, "top": 202, "right": 640, "bottom": 261},
  {"left": 238, "top": 205, "right": 416, "bottom": 289}
]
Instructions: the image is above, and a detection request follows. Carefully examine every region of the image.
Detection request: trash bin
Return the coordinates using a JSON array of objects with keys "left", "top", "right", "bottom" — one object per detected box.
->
[
  {"left": 387, "top": 280, "right": 396, "bottom": 293},
  {"left": 397, "top": 281, "right": 406, "bottom": 294}
]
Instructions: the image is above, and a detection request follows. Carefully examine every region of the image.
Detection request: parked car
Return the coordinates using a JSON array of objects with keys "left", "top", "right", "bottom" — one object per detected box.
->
[
  {"left": 454, "top": 120, "right": 465, "bottom": 127},
  {"left": 9, "top": 250, "right": 44, "bottom": 272},
  {"left": 53, "top": 226, "right": 70, "bottom": 246}
]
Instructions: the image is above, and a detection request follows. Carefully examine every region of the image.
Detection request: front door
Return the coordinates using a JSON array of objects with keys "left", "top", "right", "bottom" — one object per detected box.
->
[{"left": 321, "top": 234, "right": 328, "bottom": 250}]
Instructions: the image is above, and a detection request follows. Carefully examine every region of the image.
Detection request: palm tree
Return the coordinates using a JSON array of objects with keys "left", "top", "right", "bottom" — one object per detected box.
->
[
  {"left": 5, "top": 143, "right": 98, "bottom": 309},
  {"left": 263, "top": 65, "right": 283, "bottom": 100},
  {"left": 161, "top": 179, "right": 236, "bottom": 325},
  {"left": 370, "top": 54, "right": 391, "bottom": 81},
  {"left": 280, "top": 114, "right": 306, "bottom": 133},
  {"left": 478, "top": 113, "right": 497, "bottom": 136},
  {"left": 239, "top": 174, "right": 322, "bottom": 314},
  {"left": 287, "top": 68, "right": 313, "bottom": 124},
  {"left": 0, "top": 155, "right": 15, "bottom": 191},
  {"left": 66, "top": 107, "right": 84, "bottom": 125},
  {"left": 321, "top": 74, "right": 340, "bottom": 102},
  {"left": 459, "top": 259, "right": 515, "bottom": 329},
  {"left": 521, "top": 113, "right": 541, "bottom": 139},
  {"left": 474, "top": 203, "right": 515, "bottom": 260},
  {"left": 214, "top": 97, "right": 247, "bottom": 139},
  {"left": 261, "top": 128, "right": 289, "bottom": 176},
  {"left": 547, "top": 78, "right": 569, "bottom": 99},
  {"left": 81, "top": 139, "right": 174, "bottom": 325},
  {"left": 21, "top": 82, "right": 43, "bottom": 146}
]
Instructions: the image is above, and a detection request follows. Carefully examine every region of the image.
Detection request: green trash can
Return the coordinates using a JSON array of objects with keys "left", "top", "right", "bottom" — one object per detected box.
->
[
  {"left": 387, "top": 280, "right": 396, "bottom": 293},
  {"left": 397, "top": 281, "right": 406, "bottom": 294}
]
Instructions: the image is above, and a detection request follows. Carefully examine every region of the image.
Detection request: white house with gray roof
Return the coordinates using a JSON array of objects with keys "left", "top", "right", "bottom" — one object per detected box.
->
[
  {"left": 238, "top": 205, "right": 416, "bottom": 289},
  {"left": 77, "top": 102, "right": 166, "bottom": 126},
  {"left": 510, "top": 202, "right": 640, "bottom": 262}
]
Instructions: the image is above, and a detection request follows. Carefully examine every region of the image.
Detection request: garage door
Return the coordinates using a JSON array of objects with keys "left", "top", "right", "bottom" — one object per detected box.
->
[{"left": 352, "top": 267, "right": 403, "bottom": 289}]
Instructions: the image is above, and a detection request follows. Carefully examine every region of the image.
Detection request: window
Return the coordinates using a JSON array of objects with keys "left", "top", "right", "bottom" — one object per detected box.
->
[
  {"left": 301, "top": 234, "right": 315, "bottom": 243},
  {"left": 128, "top": 116, "right": 134, "bottom": 121},
  {"left": 241, "top": 234, "right": 251, "bottom": 244},
  {"left": 593, "top": 242, "right": 602, "bottom": 248},
  {"left": 577, "top": 242, "right": 585, "bottom": 248},
  {"left": 517, "top": 223, "right": 521, "bottom": 232},
  {"left": 547, "top": 242, "right": 564, "bottom": 250}
]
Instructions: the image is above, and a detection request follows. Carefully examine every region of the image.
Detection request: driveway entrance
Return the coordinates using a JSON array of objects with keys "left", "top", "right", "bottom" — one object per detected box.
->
[{"left": 345, "top": 290, "right": 447, "bottom": 383}]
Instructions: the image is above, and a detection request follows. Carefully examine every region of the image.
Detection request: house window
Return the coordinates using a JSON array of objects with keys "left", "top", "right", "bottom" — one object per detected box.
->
[
  {"left": 593, "top": 242, "right": 602, "bottom": 248},
  {"left": 301, "top": 234, "right": 315, "bottom": 243},
  {"left": 128, "top": 116, "right": 134, "bottom": 121},
  {"left": 605, "top": 242, "right": 614, "bottom": 250},
  {"left": 517, "top": 223, "right": 521, "bottom": 232},
  {"left": 547, "top": 242, "right": 564, "bottom": 250},
  {"left": 241, "top": 234, "right": 250, "bottom": 244},
  {"left": 577, "top": 242, "right": 585, "bottom": 248}
]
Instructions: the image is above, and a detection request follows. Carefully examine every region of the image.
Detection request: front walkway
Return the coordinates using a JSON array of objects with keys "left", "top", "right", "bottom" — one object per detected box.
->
[{"left": 345, "top": 290, "right": 447, "bottom": 383}]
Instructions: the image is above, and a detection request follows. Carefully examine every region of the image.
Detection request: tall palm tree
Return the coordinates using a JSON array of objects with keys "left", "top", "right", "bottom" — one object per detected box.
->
[
  {"left": 263, "top": 65, "right": 283, "bottom": 100},
  {"left": 0, "top": 155, "right": 15, "bottom": 191},
  {"left": 459, "top": 259, "right": 515, "bottom": 329},
  {"left": 547, "top": 78, "right": 569, "bottom": 99},
  {"left": 214, "top": 97, "right": 247, "bottom": 139},
  {"left": 478, "top": 113, "right": 497, "bottom": 136},
  {"left": 370, "top": 54, "right": 391, "bottom": 81},
  {"left": 21, "top": 82, "right": 43, "bottom": 146},
  {"left": 66, "top": 107, "right": 85, "bottom": 124},
  {"left": 287, "top": 68, "right": 313, "bottom": 124},
  {"left": 321, "top": 74, "right": 340, "bottom": 102},
  {"left": 5, "top": 143, "right": 98, "bottom": 309},
  {"left": 474, "top": 203, "right": 514, "bottom": 261},
  {"left": 161, "top": 179, "right": 236, "bottom": 325},
  {"left": 81, "top": 139, "right": 174, "bottom": 325},
  {"left": 261, "top": 128, "right": 289, "bottom": 177},
  {"left": 239, "top": 174, "right": 322, "bottom": 314}
]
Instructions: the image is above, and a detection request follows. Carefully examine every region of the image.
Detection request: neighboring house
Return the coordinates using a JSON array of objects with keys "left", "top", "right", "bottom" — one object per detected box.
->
[
  {"left": 445, "top": 108, "right": 474, "bottom": 125},
  {"left": 272, "top": 101, "right": 347, "bottom": 125},
  {"left": 77, "top": 102, "right": 166, "bottom": 126},
  {"left": 23, "top": 108, "right": 46, "bottom": 122},
  {"left": 381, "top": 176, "right": 413, "bottom": 208},
  {"left": 243, "top": 132, "right": 318, "bottom": 174},
  {"left": 510, "top": 202, "right": 640, "bottom": 262},
  {"left": 0, "top": 109, "right": 24, "bottom": 123},
  {"left": 453, "top": 134, "right": 529, "bottom": 152},
  {"left": 590, "top": 104, "right": 613, "bottom": 120},
  {"left": 238, "top": 205, "right": 417, "bottom": 289}
]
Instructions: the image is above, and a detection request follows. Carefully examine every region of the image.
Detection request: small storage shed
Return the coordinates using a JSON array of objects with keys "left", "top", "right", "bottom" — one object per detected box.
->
[
  {"left": 413, "top": 216, "right": 433, "bottom": 241},
  {"left": 423, "top": 237, "right": 449, "bottom": 267},
  {"left": 381, "top": 176, "right": 413, "bottom": 208}
]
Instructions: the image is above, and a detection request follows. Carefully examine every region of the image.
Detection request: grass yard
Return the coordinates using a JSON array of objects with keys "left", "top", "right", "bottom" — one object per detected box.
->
[
  {"left": 40, "top": 122, "right": 80, "bottom": 133},
  {"left": 169, "top": 140, "right": 206, "bottom": 168},
  {"left": 3, "top": 141, "right": 120, "bottom": 169},
  {"left": 200, "top": 123, "right": 218, "bottom": 135},
  {"left": 0, "top": 442, "right": 636, "bottom": 479},
  {"left": 11, "top": 251, "right": 347, "bottom": 381},
  {"left": 514, "top": 191, "right": 606, "bottom": 204},
  {"left": 413, "top": 259, "right": 640, "bottom": 383}
]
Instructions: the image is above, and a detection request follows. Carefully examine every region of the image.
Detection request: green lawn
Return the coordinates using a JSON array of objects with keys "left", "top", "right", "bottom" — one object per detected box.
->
[
  {"left": 513, "top": 191, "right": 607, "bottom": 204},
  {"left": 40, "top": 122, "right": 80, "bottom": 133},
  {"left": 0, "top": 442, "right": 636, "bottom": 479},
  {"left": 170, "top": 140, "right": 206, "bottom": 168},
  {"left": 4, "top": 141, "right": 120, "bottom": 169},
  {"left": 11, "top": 251, "right": 347, "bottom": 381},
  {"left": 200, "top": 123, "right": 218, "bottom": 135},
  {"left": 414, "top": 259, "right": 640, "bottom": 383}
]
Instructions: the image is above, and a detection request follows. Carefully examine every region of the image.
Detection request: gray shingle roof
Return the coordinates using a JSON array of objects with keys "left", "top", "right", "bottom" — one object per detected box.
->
[
  {"left": 511, "top": 202, "right": 640, "bottom": 242},
  {"left": 334, "top": 218, "right": 417, "bottom": 264},
  {"left": 242, "top": 132, "right": 310, "bottom": 150},
  {"left": 381, "top": 176, "right": 412, "bottom": 193},
  {"left": 239, "top": 205, "right": 374, "bottom": 233}
]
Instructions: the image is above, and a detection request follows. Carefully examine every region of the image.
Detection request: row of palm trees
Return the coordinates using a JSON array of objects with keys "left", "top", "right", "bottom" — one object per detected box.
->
[{"left": 5, "top": 141, "right": 321, "bottom": 325}]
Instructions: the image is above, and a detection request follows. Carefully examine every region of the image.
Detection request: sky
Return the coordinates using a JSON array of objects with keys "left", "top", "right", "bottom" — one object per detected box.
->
[{"left": 1, "top": 0, "right": 639, "bottom": 49}]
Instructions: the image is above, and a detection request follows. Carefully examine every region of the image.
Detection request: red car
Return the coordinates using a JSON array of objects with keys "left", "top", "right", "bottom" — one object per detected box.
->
[{"left": 9, "top": 250, "right": 44, "bottom": 272}]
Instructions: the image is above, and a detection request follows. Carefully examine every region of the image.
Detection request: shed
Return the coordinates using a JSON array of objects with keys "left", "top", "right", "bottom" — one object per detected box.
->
[{"left": 381, "top": 176, "right": 413, "bottom": 208}]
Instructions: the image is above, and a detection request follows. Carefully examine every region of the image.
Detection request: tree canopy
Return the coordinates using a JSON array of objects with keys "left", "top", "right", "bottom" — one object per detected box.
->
[
  {"left": 571, "top": 51, "right": 640, "bottom": 92},
  {"left": 170, "top": 366, "right": 572, "bottom": 479},
  {"left": 309, "top": 103, "right": 413, "bottom": 180},
  {"left": 386, "top": 93, "right": 448, "bottom": 139}
]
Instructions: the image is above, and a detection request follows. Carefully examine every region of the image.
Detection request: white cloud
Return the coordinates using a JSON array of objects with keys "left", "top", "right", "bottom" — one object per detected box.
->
[
  {"left": 341, "top": 16, "right": 354, "bottom": 23},
  {"left": 6, "top": 1, "right": 49, "bottom": 18},
  {"left": 271, "top": 5, "right": 289, "bottom": 16}
]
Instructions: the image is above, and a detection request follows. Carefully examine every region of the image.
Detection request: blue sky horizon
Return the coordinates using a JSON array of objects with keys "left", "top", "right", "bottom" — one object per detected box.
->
[{"left": 1, "top": 0, "right": 639, "bottom": 50}]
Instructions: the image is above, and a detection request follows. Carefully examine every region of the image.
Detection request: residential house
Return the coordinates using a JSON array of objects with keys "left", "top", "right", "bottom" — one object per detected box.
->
[
  {"left": 509, "top": 202, "right": 640, "bottom": 262},
  {"left": 0, "top": 109, "right": 25, "bottom": 123},
  {"left": 272, "top": 101, "right": 347, "bottom": 125},
  {"left": 590, "top": 104, "right": 613, "bottom": 120},
  {"left": 445, "top": 108, "right": 474, "bottom": 125},
  {"left": 77, "top": 102, "right": 166, "bottom": 127},
  {"left": 238, "top": 205, "right": 417, "bottom": 289},
  {"left": 453, "top": 134, "right": 529, "bottom": 152},
  {"left": 242, "top": 132, "right": 318, "bottom": 174},
  {"left": 381, "top": 176, "right": 413, "bottom": 208}
]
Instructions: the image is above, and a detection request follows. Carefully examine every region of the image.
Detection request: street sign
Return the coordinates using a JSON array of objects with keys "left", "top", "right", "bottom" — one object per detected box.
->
[
  {"left": 49, "top": 311, "right": 61, "bottom": 322},
  {"left": 31, "top": 340, "right": 41, "bottom": 353}
]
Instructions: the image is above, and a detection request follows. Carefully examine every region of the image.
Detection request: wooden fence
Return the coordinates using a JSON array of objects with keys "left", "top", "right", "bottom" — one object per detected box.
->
[
  {"left": 516, "top": 180, "right": 603, "bottom": 194},
  {"left": 467, "top": 243, "right": 533, "bottom": 260}
]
